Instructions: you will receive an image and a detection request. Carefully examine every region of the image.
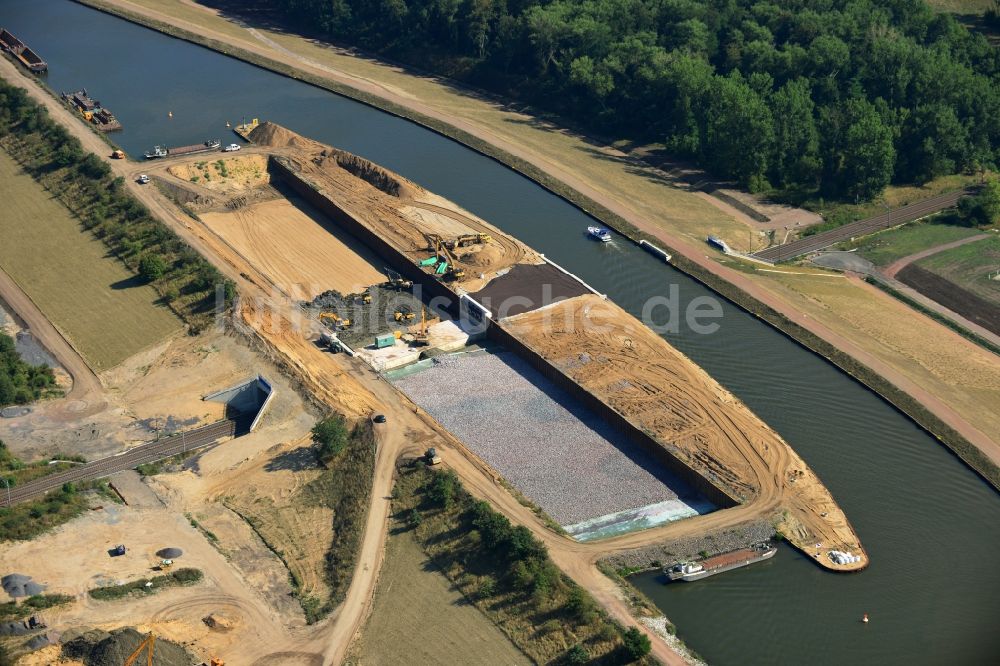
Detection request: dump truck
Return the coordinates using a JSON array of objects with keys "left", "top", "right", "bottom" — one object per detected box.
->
[{"left": 425, "top": 448, "right": 442, "bottom": 465}]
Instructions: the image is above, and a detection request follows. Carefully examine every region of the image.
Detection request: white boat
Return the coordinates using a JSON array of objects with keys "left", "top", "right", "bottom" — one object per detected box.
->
[{"left": 588, "top": 226, "right": 611, "bottom": 242}]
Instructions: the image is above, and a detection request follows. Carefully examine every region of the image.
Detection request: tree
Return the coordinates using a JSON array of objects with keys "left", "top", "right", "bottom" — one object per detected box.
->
[
  {"left": 428, "top": 469, "right": 459, "bottom": 508},
  {"left": 562, "top": 643, "right": 589, "bottom": 665},
  {"left": 312, "top": 414, "right": 349, "bottom": 462},
  {"left": 839, "top": 99, "right": 896, "bottom": 201},
  {"left": 620, "top": 626, "right": 652, "bottom": 662},
  {"left": 702, "top": 74, "right": 775, "bottom": 190},
  {"left": 770, "top": 78, "right": 820, "bottom": 188},
  {"left": 138, "top": 253, "right": 168, "bottom": 281}
]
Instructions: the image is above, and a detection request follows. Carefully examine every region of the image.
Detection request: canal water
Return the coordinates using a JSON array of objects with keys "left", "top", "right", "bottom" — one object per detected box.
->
[{"left": 4, "top": 2, "right": 1000, "bottom": 663}]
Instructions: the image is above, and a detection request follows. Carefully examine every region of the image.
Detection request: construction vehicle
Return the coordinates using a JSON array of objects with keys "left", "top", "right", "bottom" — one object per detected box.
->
[
  {"left": 424, "top": 234, "right": 465, "bottom": 281},
  {"left": 383, "top": 269, "right": 413, "bottom": 291},
  {"left": 154, "top": 559, "right": 173, "bottom": 571},
  {"left": 352, "top": 292, "right": 372, "bottom": 305},
  {"left": 319, "top": 312, "right": 352, "bottom": 329},
  {"left": 112, "top": 544, "right": 127, "bottom": 556},
  {"left": 199, "top": 660, "right": 225, "bottom": 666},
  {"left": 446, "top": 233, "right": 492, "bottom": 249},
  {"left": 394, "top": 308, "right": 415, "bottom": 322},
  {"left": 123, "top": 632, "right": 155, "bottom": 666},
  {"left": 424, "top": 447, "right": 442, "bottom": 465},
  {"left": 111, "top": 149, "right": 125, "bottom": 159}
]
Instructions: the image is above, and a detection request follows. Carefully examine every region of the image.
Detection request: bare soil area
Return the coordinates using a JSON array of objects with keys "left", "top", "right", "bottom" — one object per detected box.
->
[
  {"left": 503, "top": 294, "right": 867, "bottom": 570},
  {"left": 200, "top": 197, "right": 387, "bottom": 299},
  {"left": 167, "top": 154, "right": 270, "bottom": 192},
  {"left": 351, "top": 525, "right": 529, "bottom": 666},
  {"left": 251, "top": 123, "right": 541, "bottom": 292}
]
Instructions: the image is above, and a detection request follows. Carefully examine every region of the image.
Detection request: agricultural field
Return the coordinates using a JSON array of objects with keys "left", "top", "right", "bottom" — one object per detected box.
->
[
  {"left": 848, "top": 220, "right": 984, "bottom": 267},
  {"left": 915, "top": 235, "right": 1000, "bottom": 307},
  {"left": 351, "top": 526, "right": 530, "bottom": 666},
  {"left": 0, "top": 151, "right": 181, "bottom": 370}
]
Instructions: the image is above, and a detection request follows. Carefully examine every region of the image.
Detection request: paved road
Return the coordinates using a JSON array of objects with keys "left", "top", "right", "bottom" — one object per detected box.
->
[
  {"left": 0, "top": 419, "right": 235, "bottom": 507},
  {"left": 753, "top": 187, "right": 979, "bottom": 262}
]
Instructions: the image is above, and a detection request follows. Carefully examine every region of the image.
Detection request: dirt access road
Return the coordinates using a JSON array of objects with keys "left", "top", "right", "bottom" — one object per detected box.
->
[{"left": 77, "top": 0, "right": 1000, "bottom": 466}]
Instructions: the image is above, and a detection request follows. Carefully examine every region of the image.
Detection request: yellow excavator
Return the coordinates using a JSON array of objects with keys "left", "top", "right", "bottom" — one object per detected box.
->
[
  {"left": 123, "top": 633, "right": 155, "bottom": 666},
  {"left": 424, "top": 234, "right": 465, "bottom": 281},
  {"left": 123, "top": 632, "right": 224, "bottom": 666}
]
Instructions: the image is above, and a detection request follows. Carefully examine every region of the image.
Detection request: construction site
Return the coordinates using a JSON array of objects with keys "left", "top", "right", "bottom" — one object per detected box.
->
[
  {"left": 1, "top": 107, "right": 868, "bottom": 664},
  {"left": 138, "top": 121, "right": 866, "bottom": 570}
]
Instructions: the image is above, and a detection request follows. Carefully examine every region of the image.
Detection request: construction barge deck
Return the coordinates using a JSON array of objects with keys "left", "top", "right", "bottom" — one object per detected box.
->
[
  {"left": 0, "top": 28, "right": 46, "bottom": 73},
  {"left": 61, "top": 89, "right": 121, "bottom": 131}
]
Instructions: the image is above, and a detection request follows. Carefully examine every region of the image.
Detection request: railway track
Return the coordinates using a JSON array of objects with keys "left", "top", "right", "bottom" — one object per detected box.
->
[
  {"left": 0, "top": 419, "right": 236, "bottom": 507},
  {"left": 753, "top": 187, "right": 979, "bottom": 263}
]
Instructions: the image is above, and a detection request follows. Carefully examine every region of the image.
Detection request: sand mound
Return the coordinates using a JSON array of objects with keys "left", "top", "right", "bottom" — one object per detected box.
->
[{"left": 248, "top": 121, "right": 325, "bottom": 152}]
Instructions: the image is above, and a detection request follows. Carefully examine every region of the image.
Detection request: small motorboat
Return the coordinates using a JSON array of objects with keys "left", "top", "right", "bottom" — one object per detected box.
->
[{"left": 588, "top": 226, "right": 611, "bottom": 242}]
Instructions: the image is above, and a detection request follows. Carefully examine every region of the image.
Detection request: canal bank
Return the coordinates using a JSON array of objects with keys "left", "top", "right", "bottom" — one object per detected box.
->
[
  {"left": 2, "top": 3, "right": 999, "bottom": 663},
  {"left": 66, "top": 0, "right": 1000, "bottom": 491}
]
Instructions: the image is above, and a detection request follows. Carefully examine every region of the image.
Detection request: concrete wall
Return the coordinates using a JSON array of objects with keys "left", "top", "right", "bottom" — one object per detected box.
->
[{"left": 270, "top": 156, "right": 740, "bottom": 509}]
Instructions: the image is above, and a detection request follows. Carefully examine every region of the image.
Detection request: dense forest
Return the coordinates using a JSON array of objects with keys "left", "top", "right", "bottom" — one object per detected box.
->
[
  {"left": 268, "top": 0, "right": 999, "bottom": 200},
  {"left": 0, "top": 332, "right": 56, "bottom": 406}
]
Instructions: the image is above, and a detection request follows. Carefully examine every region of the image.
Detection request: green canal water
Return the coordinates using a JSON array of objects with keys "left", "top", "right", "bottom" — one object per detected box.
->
[{"left": 3, "top": 2, "right": 999, "bottom": 663}]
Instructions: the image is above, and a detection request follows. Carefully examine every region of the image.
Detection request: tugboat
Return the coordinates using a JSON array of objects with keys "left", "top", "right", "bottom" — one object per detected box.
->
[
  {"left": 587, "top": 226, "right": 612, "bottom": 242},
  {"left": 144, "top": 145, "right": 169, "bottom": 159},
  {"left": 665, "top": 542, "right": 776, "bottom": 582}
]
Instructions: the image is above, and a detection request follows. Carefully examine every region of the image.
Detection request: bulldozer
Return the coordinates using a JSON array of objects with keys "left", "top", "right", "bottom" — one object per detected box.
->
[
  {"left": 111, "top": 149, "right": 126, "bottom": 159},
  {"left": 348, "top": 291, "right": 372, "bottom": 305},
  {"left": 319, "top": 312, "right": 352, "bottom": 329},
  {"left": 394, "top": 309, "right": 415, "bottom": 322},
  {"left": 440, "top": 233, "right": 492, "bottom": 250}
]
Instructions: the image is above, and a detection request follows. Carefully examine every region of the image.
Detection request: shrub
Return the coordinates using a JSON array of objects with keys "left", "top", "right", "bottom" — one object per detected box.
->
[
  {"left": 138, "top": 253, "right": 168, "bottom": 281},
  {"left": 620, "top": 627, "right": 652, "bottom": 662},
  {"left": 311, "top": 415, "right": 349, "bottom": 463}
]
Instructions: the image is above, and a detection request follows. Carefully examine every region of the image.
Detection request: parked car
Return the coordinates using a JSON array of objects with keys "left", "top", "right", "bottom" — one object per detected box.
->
[
  {"left": 136, "top": 174, "right": 150, "bottom": 184},
  {"left": 223, "top": 143, "right": 241, "bottom": 152},
  {"left": 373, "top": 414, "right": 387, "bottom": 424}
]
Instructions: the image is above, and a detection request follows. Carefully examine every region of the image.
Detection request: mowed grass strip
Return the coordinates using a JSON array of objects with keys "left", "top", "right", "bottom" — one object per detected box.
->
[
  {"left": 355, "top": 527, "right": 530, "bottom": 666},
  {"left": 0, "top": 150, "right": 181, "bottom": 370},
  {"left": 917, "top": 235, "right": 1000, "bottom": 307},
  {"left": 848, "top": 220, "right": 983, "bottom": 266}
]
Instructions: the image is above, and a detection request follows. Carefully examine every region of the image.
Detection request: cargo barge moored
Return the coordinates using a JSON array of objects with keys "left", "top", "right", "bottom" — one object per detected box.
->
[
  {"left": 144, "top": 140, "right": 222, "bottom": 159},
  {"left": 0, "top": 28, "right": 46, "bottom": 73},
  {"left": 665, "top": 542, "right": 776, "bottom": 582}
]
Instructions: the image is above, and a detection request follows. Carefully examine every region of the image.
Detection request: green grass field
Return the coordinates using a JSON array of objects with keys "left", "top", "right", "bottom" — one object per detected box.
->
[
  {"left": 917, "top": 235, "right": 1000, "bottom": 307},
  {"left": 0, "top": 150, "right": 181, "bottom": 370},
  {"left": 848, "top": 219, "right": 983, "bottom": 266}
]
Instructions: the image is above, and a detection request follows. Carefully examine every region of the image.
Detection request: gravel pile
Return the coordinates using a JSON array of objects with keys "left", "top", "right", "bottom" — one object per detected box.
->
[
  {"left": 603, "top": 520, "right": 776, "bottom": 570},
  {"left": 2, "top": 574, "right": 45, "bottom": 598},
  {"left": 64, "top": 627, "right": 194, "bottom": 666},
  {"left": 394, "top": 350, "right": 700, "bottom": 525}
]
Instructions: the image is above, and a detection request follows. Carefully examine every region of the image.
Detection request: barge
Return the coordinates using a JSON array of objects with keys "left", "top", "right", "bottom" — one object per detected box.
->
[
  {"left": 61, "top": 89, "right": 122, "bottom": 131},
  {"left": 0, "top": 28, "right": 47, "bottom": 73},
  {"left": 665, "top": 542, "right": 776, "bottom": 582},
  {"left": 144, "top": 140, "right": 221, "bottom": 159}
]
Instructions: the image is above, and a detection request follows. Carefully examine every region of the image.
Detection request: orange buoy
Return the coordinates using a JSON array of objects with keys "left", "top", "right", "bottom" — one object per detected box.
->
[{"left": 862, "top": 613, "right": 869, "bottom": 623}]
